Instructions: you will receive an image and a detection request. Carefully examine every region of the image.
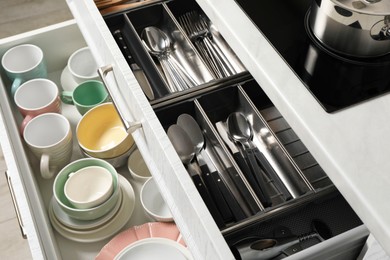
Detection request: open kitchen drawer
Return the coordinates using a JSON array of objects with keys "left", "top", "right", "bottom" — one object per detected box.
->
[{"left": 0, "top": 0, "right": 373, "bottom": 260}]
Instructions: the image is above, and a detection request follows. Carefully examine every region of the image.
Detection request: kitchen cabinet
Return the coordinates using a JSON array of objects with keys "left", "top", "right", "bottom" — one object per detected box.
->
[{"left": 2, "top": 0, "right": 387, "bottom": 259}]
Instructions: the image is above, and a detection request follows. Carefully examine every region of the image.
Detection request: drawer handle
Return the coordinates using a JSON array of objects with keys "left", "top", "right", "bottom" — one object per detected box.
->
[
  {"left": 5, "top": 171, "right": 27, "bottom": 239},
  {"left": 98, "top": 65, "right": 142, "bottom": 133}
]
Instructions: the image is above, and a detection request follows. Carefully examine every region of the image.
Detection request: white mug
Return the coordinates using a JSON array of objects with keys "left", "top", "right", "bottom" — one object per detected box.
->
[
  {"left": 23, "top": 113, "right": 73, "bottom": 179},
  {"left": 14, "top": 78, "right": 61, "bottom": 135},
  {"left": 1, "top": 44, "right": 47, "bottom": 96},
  {"left": 67, "top": 47, "right": 99, "bottom": 84}
]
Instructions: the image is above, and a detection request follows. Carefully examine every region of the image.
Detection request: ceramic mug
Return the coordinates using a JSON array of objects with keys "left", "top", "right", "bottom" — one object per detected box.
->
[
  {"left": 67, "top": 47, "right": 99, "bottom": 84},
  {"left": 60, "top": 80, "right": 108, "bottom": 115},
  {"left": 23, "top": 113, "right": 73, "bottom": 179},
  {"left": 1, "top": 44, "right": 47, "bottom": 96},
  {"left": 14, "top": 78, "right": 61, "bottom": 135}
]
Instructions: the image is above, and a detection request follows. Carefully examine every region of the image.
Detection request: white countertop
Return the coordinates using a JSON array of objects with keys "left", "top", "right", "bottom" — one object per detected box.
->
[{"left": 198, "top": 0, "right": 390, "bottom": 255}]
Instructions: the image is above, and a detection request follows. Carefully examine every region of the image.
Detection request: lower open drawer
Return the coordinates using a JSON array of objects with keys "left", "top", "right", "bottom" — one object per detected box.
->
[{"left": 0, "top": 17, "right": 369, "bottom": 260}]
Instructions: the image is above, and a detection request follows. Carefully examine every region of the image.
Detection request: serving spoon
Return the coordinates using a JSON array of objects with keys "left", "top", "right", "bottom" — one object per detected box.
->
[{"left": 167, "top": 124, "right": 225, "bottom": 227}]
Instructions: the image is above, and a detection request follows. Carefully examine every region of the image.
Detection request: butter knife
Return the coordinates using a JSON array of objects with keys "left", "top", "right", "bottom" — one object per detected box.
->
[{"left": 113, "top": 30, "right": 155, "bottom": 100}]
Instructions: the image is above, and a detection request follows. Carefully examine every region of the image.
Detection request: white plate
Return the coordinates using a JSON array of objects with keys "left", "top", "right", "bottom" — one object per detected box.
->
[
  {"left": 114, "top": 238, "right": 193, "bottom": 260},
  {"left": 49, "top": 175, "right": 135, "bottom": 243},
  {"left": 51, "top": 185, "right": 123, "bottom": 231},
  {"left": 60, "top": 65, "right": 78, "bottom": 91}
]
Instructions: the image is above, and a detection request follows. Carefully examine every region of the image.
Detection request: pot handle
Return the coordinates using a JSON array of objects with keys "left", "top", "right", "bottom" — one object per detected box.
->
[{"left": 371, "top": 16, "right": 390, "bottom": 41}]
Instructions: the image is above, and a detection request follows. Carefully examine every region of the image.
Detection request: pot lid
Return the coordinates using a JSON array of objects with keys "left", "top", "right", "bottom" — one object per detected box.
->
[{"left": 332, "top": 0, "right": 390, "bottom": 15}]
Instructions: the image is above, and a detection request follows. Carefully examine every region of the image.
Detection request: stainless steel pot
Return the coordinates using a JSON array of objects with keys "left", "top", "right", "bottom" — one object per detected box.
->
[{"left": 309, "top": 0, "right": 390, "bottom": 57}]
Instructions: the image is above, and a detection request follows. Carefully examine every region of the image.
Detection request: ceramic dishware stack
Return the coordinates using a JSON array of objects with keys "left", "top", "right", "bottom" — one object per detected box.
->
[
  {"left": 96, "top": 222, "right": 191, "bottom": 260},
  {"left": 50, "top": 158, "right": 136, "bottom": 243},
  {"left": 76, "top": 102, "right": 135, "bottom": 167}
]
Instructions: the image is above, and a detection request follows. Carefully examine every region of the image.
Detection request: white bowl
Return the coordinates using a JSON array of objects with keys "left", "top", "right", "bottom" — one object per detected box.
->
[
  {"left": 127, "top": 148, "right": 152, "bottom": 182},
  {"left": 140, "top": 178, "right": 173, "bottom": 222},
  {"left": 64, "top": 166, "right": 113, "bottom": 209}
]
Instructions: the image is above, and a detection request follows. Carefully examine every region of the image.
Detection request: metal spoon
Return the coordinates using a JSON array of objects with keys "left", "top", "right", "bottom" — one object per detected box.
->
[
  {"left": 167, "top": 124, "right": 225, "bottom": 227},
  {"left": 177, "top": 114, "right": 237, "bottom": 221},
  {"left": 227, "top": 112, "right": 272, "bottom": 207},
  {"left": 141, "top": 27, "right": 197, "bottom": 92}
]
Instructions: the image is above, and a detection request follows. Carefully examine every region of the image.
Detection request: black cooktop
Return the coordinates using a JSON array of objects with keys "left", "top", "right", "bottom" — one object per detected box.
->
[{"left": 234, "top": 0, "right": 390, "bottom": 112}]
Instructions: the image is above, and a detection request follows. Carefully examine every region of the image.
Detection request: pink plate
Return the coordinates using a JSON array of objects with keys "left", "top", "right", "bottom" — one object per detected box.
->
[{"left": 96, "top": 222, "right": 185, "bottom": 260}]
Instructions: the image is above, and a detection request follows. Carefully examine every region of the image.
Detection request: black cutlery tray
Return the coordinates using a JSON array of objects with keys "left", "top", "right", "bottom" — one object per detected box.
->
[{"left": 103, "top": 0, "right": 250, "bottom": 106}]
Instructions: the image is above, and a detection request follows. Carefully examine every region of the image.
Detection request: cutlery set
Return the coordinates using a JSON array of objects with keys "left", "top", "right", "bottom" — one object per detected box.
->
[{"left": 167, "top": 112, "right": 309, "bottom": 227}]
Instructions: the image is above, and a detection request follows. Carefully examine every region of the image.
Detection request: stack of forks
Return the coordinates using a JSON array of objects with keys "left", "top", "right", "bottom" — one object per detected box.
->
[{"left": 179, "top": 11, "right": 237, "bottom": 79}]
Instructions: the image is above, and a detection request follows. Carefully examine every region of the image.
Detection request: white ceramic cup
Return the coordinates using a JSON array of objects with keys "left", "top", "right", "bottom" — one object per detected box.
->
[
  {"left": 140, "top": 178, "right": 173, "bottom": 222},
  {"left": 23, "top": 113, "right": 73, "bottom": 179},
  {"left": 127, "top": 148, "right": 151, "bottom": 182},
  {"left": 64, "top": 165, "right": 114, "bottom": 209},
  {"left": 67, "top": 47, "right": 99, "bottom": 84},
  {"left": 1, "top": 44, "right": 47, "bottom": 96},
  {"left": 14, "top": 78, "right": 61, "bottom": 135}
]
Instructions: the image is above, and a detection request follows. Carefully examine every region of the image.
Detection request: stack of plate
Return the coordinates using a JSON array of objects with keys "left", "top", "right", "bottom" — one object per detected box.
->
[
  {"left": 96, "top": 222, "right": 190, "bottom": 260},
  {"left": 48, "top": 174, "right": 136, "bottom": 243}
]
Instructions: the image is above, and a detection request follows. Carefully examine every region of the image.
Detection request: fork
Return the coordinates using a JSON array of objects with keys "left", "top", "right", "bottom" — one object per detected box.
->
[{"left": 179, "top": 11, "right": 236, "bottom": 78}]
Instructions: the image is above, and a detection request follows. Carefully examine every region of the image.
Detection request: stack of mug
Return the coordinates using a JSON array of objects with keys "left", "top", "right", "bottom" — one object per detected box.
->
[{"left": 1, "top": 44, "right": 132, "bottom": 179}]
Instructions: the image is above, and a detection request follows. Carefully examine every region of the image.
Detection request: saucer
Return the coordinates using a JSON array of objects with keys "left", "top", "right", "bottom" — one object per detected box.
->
[
  {"left": 96, "top": 222, "right": 186, "bottom": 260},
  {"left": 49, "top": 174, "right": 135, "bottom": 243},
  {"left": 114, "top": 238, "right": 193, "bottom": 260},
  {"left": 60, "top": 65, "right": 78, "bottom": 91}
]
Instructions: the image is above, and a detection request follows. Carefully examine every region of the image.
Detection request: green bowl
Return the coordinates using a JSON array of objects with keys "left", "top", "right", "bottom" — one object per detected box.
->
[{"left": 53, "top": 158, "right": 119, "bottom": 221}]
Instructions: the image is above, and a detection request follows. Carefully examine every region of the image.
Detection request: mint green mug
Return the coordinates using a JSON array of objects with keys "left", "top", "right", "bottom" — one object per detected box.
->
[
  {"left": 1, "top": 44, "right": 47, "bottom": 97},
  {"left": 60, "top": 80, "right": 108, "bottom": 115}
]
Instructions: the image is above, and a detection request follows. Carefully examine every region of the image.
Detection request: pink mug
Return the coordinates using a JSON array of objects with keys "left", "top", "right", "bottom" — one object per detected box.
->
[{"left": 14, "top": 78, "right": 61, "bottom": 135}]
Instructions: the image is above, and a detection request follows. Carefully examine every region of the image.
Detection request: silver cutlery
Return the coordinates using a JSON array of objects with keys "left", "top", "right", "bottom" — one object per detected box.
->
[
  {"left": 178, "top": 11, "right": 236, "bottom": 78},
  {"left": 177, "top": 114, "right": 247, "bottom": 221},
  {"left": 113, "top": 30, "right": 155, "bottom": 100},
  {"left": 141, "top": 26, "right": 197, "bottom": 93},
  {"left": 227, "top": 112, "right": 273, "bottom": 207},
  {"left": 167, "top": 124, "right": 225, "bottom": 228}
]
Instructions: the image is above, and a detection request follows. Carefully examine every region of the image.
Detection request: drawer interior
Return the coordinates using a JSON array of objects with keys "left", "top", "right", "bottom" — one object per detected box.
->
[
  {"left": 0, "top": 21, "right": 185, "bottom": 259},
  {"left": 0, "top": 0, "right": 368, "bottom": 259}
]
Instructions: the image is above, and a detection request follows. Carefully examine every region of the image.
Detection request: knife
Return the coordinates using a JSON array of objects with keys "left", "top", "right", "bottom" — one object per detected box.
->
[
  {"left": 216, "top": 121, "right": 267, "bottom": 209},
  {"left": 197, "top": 150, "right": 234, "bottom": 222},
  {"left": 201, "top": 150, "right": 247, "bottom": 221},
  {"left": 113, "top": 30, "right": 155, "bottom": 100},
  {"left": 187, "top": 163, "right": 225, "bottom": 228}
]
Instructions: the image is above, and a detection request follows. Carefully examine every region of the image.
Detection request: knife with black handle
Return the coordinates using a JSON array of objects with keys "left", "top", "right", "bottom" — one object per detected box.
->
[
  {"left": 187, "top": 163, "right": 225, "bottom": 228},
  {"left": 113, "top": 29, "right": 155, "bottom": 100},
  {"left": 198, "top": 152, "right": 234, "bottom": 222},
  {"left": 201, "top": 149, "right": 247, "bottom": 221}
]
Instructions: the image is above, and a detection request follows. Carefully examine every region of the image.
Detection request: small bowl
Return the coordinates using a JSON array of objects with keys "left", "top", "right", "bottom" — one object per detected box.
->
[
  {"left": 53, "top": 158, "right": 120, "bottom": 221},
  {"left": 76, "top": 102, "right": 134, "bottom": 159},
  {"left": 127, "top": 148, "right": 152, "bottom": 182},
  {"left": 64, "top": 166, "right": 113, "bottom": 209},
  {"left": 140, "top": 178, "right": 173, "bottom": 222}
]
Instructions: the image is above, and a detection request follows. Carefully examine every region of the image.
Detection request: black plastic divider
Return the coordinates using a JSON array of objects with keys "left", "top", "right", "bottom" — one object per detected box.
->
[{"left": 105, "top": 12, "right": 170, "bottom": 99}]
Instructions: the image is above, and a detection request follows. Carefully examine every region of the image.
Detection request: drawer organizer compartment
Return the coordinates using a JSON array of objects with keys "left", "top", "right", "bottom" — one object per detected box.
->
[
  {"left": 103, "top": 0, "right": 248, "bottom": 106},
  {"left": 153, "top": 78, "right": 360, "bottom": 256}
]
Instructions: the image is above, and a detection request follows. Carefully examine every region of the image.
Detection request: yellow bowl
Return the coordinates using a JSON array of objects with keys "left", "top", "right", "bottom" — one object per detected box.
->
[{"left": 76, "top": 102, "right": 134, "bottom": 159}]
